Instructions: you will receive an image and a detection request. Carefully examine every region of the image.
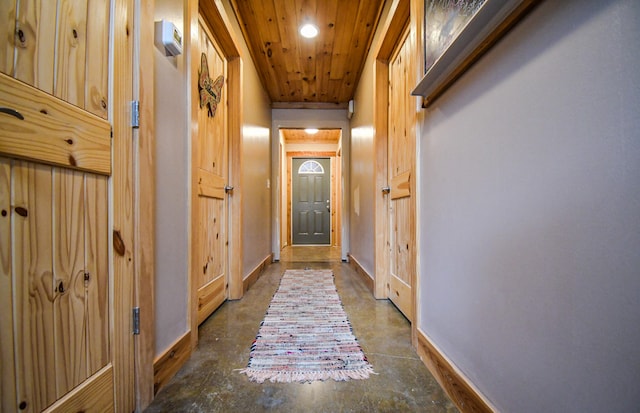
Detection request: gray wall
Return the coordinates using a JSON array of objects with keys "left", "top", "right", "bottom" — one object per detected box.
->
[
  {"left": 349, "top": 76, "right": 376, "bottom": 276},
  {"left": 153, "top": 0, "right": 189, "bottom": 355},
  {"left": 417, "top": 0, "right": 640, "bottom": 411}
]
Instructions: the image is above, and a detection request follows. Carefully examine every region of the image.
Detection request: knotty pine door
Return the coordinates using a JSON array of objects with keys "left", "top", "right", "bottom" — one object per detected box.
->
[
  {"left": 386, "top": 27, "right": 416, "bottom": 322},
  {"left": 0, "top": 1, "right": 135, "bottom": 411},
  {"left": 192, "top": 17, "right": 229, "bottom": 326}
]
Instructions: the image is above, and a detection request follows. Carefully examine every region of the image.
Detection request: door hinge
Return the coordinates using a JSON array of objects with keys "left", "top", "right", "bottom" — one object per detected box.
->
[
  {"left": 131, "top": 100, "right": 140, "bottom": 128},
  {"left": 132, "top": 307, "right": 140, "bottom": 335}
]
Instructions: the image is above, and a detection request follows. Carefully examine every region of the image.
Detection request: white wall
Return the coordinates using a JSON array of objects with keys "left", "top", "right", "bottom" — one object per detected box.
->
[
  {"left": 153, "top": 0, "right": 189, "bottom": 355},
  {"left": 271, "top": 109, "right": 350, "bottom": 260},
  {"left": 418, "top": 1, "right": 640, "bottom": 411}
]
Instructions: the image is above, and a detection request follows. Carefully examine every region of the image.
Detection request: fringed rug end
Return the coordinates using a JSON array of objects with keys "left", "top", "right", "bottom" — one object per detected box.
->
[{"left": 238, "top": 366, "right": 377, "bottom": 384}]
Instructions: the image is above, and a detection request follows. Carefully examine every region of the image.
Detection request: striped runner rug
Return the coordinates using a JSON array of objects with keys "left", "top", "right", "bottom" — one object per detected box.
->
[{"left": 239, "top": 269, "right": 375, "bottom": 383}]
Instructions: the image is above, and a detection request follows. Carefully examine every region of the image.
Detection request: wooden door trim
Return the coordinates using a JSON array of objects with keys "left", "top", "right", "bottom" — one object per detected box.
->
[
  {"left": 373, "top": 0, "right": 410, "bottom": 300},
  {"left": 374, "top": 0, "right": 423, "bottom": 344},
  {"left": 286, "top": 152, "right": 337, "bottom": 247},
  {"left": 373, "top": 0, "right": 411, "bottom": 300},
  {"left": 112, "top": 0, "right": 136, "bottom": 410},
  {"left": 135, "top": 0, "right": 156, "bottom": 409}
]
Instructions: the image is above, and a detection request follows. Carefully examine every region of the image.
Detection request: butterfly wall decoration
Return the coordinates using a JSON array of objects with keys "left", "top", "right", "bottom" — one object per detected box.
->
[{"left": 198, "top": 53, "right": 224, "bottom": 118}]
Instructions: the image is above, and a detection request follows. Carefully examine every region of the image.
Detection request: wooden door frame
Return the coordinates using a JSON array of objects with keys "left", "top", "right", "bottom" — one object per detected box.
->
[
  {"left": 189, "top": 0, "right": 243, "bottom": 350},
  {"left": 111, "top": 0, "right": 138, "bottom": 411},
  {"left": 135, "top": 0, "right": 156, "bottom": 409},
  {"left": 373, "top": 0, "right": 423, "bottom": 347},
  {"left": 373, "top": 0, "right": 410, "bottom": 298},
  {"left": 286, "top": 152, "right": 338, "bottom": 246}
]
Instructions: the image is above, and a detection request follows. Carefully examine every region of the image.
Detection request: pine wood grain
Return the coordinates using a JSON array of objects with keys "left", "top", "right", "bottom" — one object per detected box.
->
[
  {"left": 153, "top": 333, "right": 191, "bottom": 396},
  {"left": 230, "top": 0, "right": 383, "bottom": 103},
  {"left": 135, "top": 0, "right": 156, "bottom": 406},
  {"left": 348, "top": 254, "right": 375, "bottom": 293},
  {"left": 242, "top": 254, "right": 271, "bottom": 293},
  {"left": 390, "top": 170, "right": 411, "bottom": 200},
  {"left": 0, "top": 158, "right": 16, "bottom": 412},
  {"left": 14, "top": 0, "right": 57, "bottom": 93},
  {"left": 200, "top": 197, "right": 225, "bottom": 288},
  {"left": 194, "top": 19, "right": 229, "bottom": 309},
  {"left": 190, "top": 0, "right": 244, "bottom": 350},
  {"left": 198, "top": 168, "right": 226, "bottom": 199},
  {"left": 227, "top": 56, "right": 243, "bottom": 300},
  {"left": 187, "top": 0, "right": 200, "bottom": 349},
  {"left": 197, "top": 276, "right": 226, "bottom": 325},
  {"left": 84, "top": 174, "right": 109, "bottom": 376},
  {"left": 387, "top": 25, "right": 416, "bottom": 323},
  {"left": 0, "top": 1, "right": 16, "bottom": 75},
  {"left": 0, "top": 73, "right": 111, "bottom": 175},
  {"left": 417, "top": 330, "right": 494, "bottom": 413},
  {"left": 55, "top": 0, "right": 88, "bottom": 107},
  {"left": 13, "top": 161, "right": 57, "bottom": 412},
  {"left": 281, "top": 129, "right": 340, "bottom": 145},
  {"left": 53, "top": 168, "right": 87, "bottom": 397},
  {"left": 373, "top": 0, "right": 412, "bottom": 304},
  {"left": 1, "top": 1, "right": 124, "bottom": 410},
  {"left": 388, "top": 267, "right": 413, "bottom": 319},
  {"left": 85, "top": 0, "right": 110, "bottom": 118},
  {"left": 111, "top": 0, "right": 136, "bottom": 410},
  {"left": 374, "top": 58, "right": 390, "bottom": 300},
  {"left": 43, "top": 366, "right": 114, "bottom": 413}
]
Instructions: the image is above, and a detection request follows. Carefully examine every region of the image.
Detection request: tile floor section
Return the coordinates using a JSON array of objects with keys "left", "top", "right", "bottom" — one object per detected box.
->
[{"left": 145, "top": 248, "right": 458, "bottom": 412}]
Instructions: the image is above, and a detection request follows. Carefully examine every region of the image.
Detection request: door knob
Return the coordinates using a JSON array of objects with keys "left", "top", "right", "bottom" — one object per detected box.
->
[
  {"left": 224, "top": 185, "right": 234, "bottom": 193},
  {"left": 382, "top": 186, "right": 391, "bottom": 194}
]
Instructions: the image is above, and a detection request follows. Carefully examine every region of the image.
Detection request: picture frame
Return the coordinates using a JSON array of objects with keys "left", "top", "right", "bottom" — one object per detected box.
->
[{"left": 412, "top": 0, "right": 539, "bottom": 107}]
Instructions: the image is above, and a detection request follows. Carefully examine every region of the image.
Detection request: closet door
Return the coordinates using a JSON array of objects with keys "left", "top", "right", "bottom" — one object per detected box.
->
[
  {"left": 0, "top": 0, "right": 132, "bottom": 411},
  {"left": 192, "top": 16, "right": 230, "bottom": 326},
  {"left": 386, "top": 26, "right": 415, "bottom": 322}
]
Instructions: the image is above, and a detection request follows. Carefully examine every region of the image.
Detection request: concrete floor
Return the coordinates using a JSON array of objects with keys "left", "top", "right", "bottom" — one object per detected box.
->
[{"left": 145, "top": 248, "right": 458, "bottom": 412}]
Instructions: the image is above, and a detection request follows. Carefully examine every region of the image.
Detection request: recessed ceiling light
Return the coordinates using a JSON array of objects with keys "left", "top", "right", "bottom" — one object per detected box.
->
[
  {"left": 305, "top": 128, "right": 319, "bottom": 134},
  {"left": 299, "top": 23, "right": 319, "bottom": 39}
]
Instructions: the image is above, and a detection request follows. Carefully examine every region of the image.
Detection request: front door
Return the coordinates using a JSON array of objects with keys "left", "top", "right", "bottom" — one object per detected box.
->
[
  {"left": 386, "top": 27, "right": 415, "bottom": 322},
  {"left": 292, "top": 158, "right": 331, "bottom": 245}
]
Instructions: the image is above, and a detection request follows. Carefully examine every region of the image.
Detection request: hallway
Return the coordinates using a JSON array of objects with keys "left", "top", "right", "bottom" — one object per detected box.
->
[{"left": 145, "top": 248, "right": 457, "bottom": 412}]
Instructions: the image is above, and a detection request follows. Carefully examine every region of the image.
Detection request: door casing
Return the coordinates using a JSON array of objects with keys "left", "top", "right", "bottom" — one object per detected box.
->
[
  {"left": 373, "top": 0, "right": 417, "bottom": 340},
  {"left": 285, "top": 151, "right": 338, "bottom": 248}
]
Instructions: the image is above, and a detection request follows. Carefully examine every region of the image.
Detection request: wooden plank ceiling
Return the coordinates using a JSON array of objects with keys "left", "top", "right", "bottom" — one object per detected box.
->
[
  {"left": 282, "top": 129, "right": 340, "bottom": 144},
  {"left": 229, "top": 0, "right": 385, "bottom": 107}
]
